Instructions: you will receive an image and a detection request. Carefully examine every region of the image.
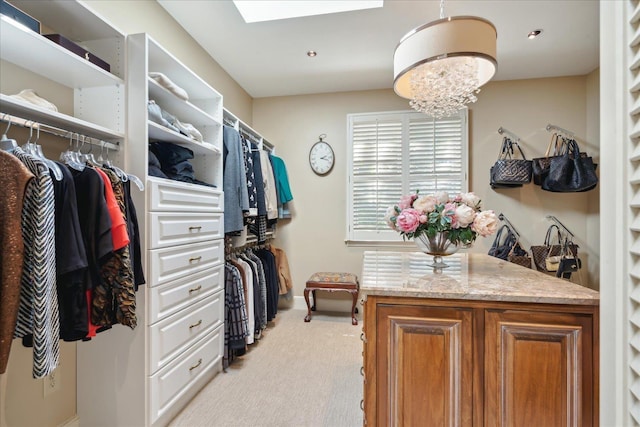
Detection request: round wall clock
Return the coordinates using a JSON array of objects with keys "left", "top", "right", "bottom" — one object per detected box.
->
[{"left": 309, "top": 136, "right": 334, "bottom": 176}]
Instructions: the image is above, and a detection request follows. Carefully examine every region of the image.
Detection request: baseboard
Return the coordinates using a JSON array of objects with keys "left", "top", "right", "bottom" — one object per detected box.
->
[
  {"left": 59, "top": 415, "right": 80, "bottom": 427},
  {"left": 293, "top": 295, "right": 307, "bottom": 310}
]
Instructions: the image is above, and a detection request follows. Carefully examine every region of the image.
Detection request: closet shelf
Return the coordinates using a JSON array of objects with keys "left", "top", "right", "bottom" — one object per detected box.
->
[
  {"left": 148, "top": 121, "right": 220, "bottom": 155},
  {"left": 0, "top": 94, "right": 124, "bottom": 142},
  {"left": 0, "top": 16, "right": 124, "bottom": 88},
  {"left": 148, "top": 78, "right": 221, "bottom": 129}
]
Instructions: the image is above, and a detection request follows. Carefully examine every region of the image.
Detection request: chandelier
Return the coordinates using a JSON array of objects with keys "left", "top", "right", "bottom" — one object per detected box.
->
[{"left": 393, "top": 0, "right": 497, "bottom": 118}]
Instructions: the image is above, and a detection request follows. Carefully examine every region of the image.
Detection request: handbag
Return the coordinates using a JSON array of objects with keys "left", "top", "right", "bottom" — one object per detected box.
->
[
  {"left": 542, "top": 138, "right": 598, "bottom": 192},
  {"left": 490, "top": 137, "right": 532, "bottom": 186},
  {"left": 532, "top": 133, "right": 564, "bottom": 185},
  {"left": 488, "top": 225, "right": 517, "bottom": 260},
  {"left": 530, "top": 224, "right": 579, "bottom": 272},
  {"left": 508, "top": 241, "right": 532, "bottom": 269},
  {"left": 556, "top": 239, "right": 582, "bottom": 279}
]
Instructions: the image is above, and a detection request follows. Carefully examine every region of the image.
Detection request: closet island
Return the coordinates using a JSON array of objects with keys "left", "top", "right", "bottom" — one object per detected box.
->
[{"left": 360, "top": 251, "right": 599, "bottom": 427}]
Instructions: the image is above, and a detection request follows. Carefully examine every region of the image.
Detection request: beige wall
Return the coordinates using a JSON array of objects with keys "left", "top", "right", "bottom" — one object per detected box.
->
[
  {"left": 253, "top": 75, "right": 600, "bottom": 311},
  {"left": 86, "top": 0, "right": 253, "bottom": 122}
]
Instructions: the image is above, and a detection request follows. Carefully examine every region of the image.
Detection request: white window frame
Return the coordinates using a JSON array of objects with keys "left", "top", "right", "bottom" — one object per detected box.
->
[{"left": 346, "top": 109, "right": 469, "bottom": 245}]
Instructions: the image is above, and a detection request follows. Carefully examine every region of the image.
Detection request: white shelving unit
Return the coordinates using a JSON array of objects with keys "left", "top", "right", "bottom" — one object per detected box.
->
[
  {"left": 0, "top": 0, "right": 124, "bottom": 144},
  {"left": 128, "top": 33, "right": 225, "bottom": 427}
]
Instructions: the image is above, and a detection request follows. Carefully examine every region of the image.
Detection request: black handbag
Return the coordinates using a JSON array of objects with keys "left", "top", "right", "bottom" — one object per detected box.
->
[
  {"left": 490, "top": 137, "right": 532, "bottom": 186},
  {"left": 488, "top": 225, "right": 518, "bottom": 260},
  {"left": 542, "top": 139, "right": 598, "bottom": 192},
  {"left": 532, "top": 133, "right": 564, "bottom": 185}
]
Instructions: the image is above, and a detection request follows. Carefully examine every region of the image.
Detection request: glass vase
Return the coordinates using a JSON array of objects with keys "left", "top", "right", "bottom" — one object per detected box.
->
[{"left": 414, "top": 232, "right": 461, "bottom": 269}]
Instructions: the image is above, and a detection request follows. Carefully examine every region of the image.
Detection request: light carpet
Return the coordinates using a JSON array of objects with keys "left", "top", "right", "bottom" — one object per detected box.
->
[{"left": 168, "top": 308, "right": 364, "bottom": 427}]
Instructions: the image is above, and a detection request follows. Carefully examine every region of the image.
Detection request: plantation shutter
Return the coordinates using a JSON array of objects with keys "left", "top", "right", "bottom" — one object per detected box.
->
[{"left": 347, "top": 110, "right": 467, "bottom": 242}]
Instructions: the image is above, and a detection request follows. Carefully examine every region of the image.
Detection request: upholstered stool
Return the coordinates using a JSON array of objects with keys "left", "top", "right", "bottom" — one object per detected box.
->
[{"left": 304, "top": 272, "right": 359, "bottom": 325}]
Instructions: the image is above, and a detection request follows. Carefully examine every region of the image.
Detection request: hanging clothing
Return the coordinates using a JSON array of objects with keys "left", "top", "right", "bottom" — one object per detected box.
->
[
  {"left": 51, "top": 162, "right": 90, "bottom": 342},
  {"left": 71, "top": 166, "right": 113, "bottom": 339},
  {"left": 235, "top": 257, "right": 255, "bottom": 345},
  {"left": 0, "top": 151, "right": 34, "bottom": 374},
  {"left": 224, "top": 264, "right": 249, "bottom": 368},
  {"left": 270, "top": 246, "right": 293, "bottom": 295},
  {"left": 259, "top": 150, "right": 278, "bottom": 220},
  {"left": 11, "top": 147, "right": 60, "bottom": 379},
  {"left": 223, "top": 126, "right": 249, "bottom": 233},
  {"left": 241, "top": 137, "right": 258, "bottom": 217},
  {"left": 95, "top": 167, "right": 136, "bottom": 329},
  {"left": 122, "top": 179, "right": 145, "bottom": 290}
]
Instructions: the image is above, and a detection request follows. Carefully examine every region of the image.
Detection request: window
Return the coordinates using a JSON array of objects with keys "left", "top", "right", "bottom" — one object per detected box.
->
[{"left": 347, "top": 109, "right": 468, "bottom": 243}]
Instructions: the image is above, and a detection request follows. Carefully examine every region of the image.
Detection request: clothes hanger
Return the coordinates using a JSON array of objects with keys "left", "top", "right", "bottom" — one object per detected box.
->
[
  {"left": 29, "top": 122, "right": 63, "bottom": 181},
  {"left": 0, "top": 114, "right": 18, "bottom": 151},
  {"left": 99, "top": 141, "right": 144, "bottom": 191},
  {"left": 60, "top": 132, "right": 85, "bottom": 171}
]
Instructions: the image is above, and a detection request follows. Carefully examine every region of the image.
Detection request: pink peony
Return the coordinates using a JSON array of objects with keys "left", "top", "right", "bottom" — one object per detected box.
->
[
  {"left": 398, "top": 194, "right": 418, "bottom": 210},
  {"left": 471, "top": 210, "right": 499, "bottom": 237},
  {"left": 454, "top": 204, "right": 476, "bottom": 228},
  {"left": 434, "top": 191, "right": 450, "bottom": 204},
  {"left": 396, "top": 208, "right": 422, "bottom": 233},
  {"left": 384, "top": 206, "right": 398, "bottom": 230},
  {"left": 460, "top": 192, "right": 481, "bottom": 210},
  {"left": 413, "top": 195, "right": 438, "bottom": 213}
]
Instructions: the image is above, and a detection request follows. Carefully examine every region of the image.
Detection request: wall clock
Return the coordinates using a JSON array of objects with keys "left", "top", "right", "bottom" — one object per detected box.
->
[{"left": 309, "top": 135, "right": 334, "bottom": 176}]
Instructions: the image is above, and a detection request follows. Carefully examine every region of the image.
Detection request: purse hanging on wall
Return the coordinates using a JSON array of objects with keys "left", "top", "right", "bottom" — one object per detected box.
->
[
  {"left": 542, "top": 138, "right": 598, "bottom": 192},
  {"left": 488, "top": 225, "right": 518, "bottom": 260},
  {"left": 530, "top": 224, "right": 579, "bottom": 273},
  {"left": 490, "top": 137, "right": 532, "bottom": 188},
  {"left": 532, "top": 133, "right": 564, "bottom": 186}
]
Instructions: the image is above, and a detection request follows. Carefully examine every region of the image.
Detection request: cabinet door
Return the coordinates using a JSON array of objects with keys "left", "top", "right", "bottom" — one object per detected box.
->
[
  {"left": 375, "top": 304, "right": 474, "bottom": 427},
  {"left": 485, "top": 309, "right": 595, "bottom": 427}
]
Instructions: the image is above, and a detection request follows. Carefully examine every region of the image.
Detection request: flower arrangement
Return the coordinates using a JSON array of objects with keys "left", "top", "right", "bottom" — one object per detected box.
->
[{"left": 385, "top": 191, "right": 498, "bottom": 246}]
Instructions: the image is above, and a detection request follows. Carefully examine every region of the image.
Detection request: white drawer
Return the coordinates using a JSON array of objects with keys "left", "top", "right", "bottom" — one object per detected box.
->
[
  {"left": 149, "top": 212, "right": 223, "bottom": 249},
  {"left": 148, "top": 264, "right": 224, "bottom": 324},
  {"left": 149, "top": 326, "right": 223, "bottom": 424},
  {"left": 148, "top": 177, "right": 223, "bottom": 212},
  {"left": 149, "top": 292, "right": 223, "bottom": 374},
  {"left": 148, "top": 240, "right": 223, "bottom": 287}
]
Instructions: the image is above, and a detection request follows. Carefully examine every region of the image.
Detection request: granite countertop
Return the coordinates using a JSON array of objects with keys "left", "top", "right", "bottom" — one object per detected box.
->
[{"left": 360, "top": 251, "right": 599, "bottom": 306}]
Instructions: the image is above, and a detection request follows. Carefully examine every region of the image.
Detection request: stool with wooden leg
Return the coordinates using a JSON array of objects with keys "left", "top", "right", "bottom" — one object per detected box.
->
[{"left": 304, "top": 272, "right": 359, "bottom": 325}]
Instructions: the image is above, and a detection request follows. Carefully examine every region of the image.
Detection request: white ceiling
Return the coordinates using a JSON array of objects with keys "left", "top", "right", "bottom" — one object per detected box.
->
[{"left": 157, "top": 0, "right": 599, "bottom": 99}]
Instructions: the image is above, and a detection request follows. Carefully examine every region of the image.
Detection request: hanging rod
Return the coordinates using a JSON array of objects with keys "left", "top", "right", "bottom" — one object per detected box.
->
[
  {"left": 546, "top": 123, "right": 574, "bottom": 138},
  {"left": 498, "top": 213, "right": 520, "bottom": 239},
  {"left": 497, "top": 127, "right": 520, "bottom": 143},
  {"left": 0, "top": 113, "right": 120, "bottom": 151},
  {"left": 546, "top": 215, "right": 575, "bottom": 238}
]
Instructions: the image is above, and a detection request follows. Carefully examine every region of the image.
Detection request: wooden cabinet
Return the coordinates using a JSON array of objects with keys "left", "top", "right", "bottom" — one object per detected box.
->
[
  {"left": 363, "top": 297, "right": 598, "bottom": 427},
  {"left": 484, "top": 309, "right": 596, "bottom": 427}
]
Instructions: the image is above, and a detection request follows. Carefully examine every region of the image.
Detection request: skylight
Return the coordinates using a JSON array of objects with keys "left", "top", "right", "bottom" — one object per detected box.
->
[{"left": 232, "top": 0, "right": 384, "bottom": 23}]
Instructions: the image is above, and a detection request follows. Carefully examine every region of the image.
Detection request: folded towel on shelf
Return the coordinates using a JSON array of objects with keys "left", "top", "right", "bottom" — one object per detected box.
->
[
  {"left": 9, "top": 89, "right": 58, "bottom": 112},
  {"left": 149, "top": 72, "right": 189, "bottom": 101}
]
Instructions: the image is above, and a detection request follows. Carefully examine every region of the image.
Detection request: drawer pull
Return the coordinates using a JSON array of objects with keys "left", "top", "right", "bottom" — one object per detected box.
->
[
  {"left": 189, "top": 256, "right": 202, "bottom": 263},
  {"left": 189, "top": 358, "right": 202, "bottom": 371},
  {"left": 188, "top": 226, "right": 202, "bottom": 232},
  {"left": 360, "top": 332, "right": 367, "bottom": 343},
  {"left": 189, "top": 319, "right": 203, "bottom": 329},
  {"left": 188, "top": 285, "right": 202, "bottom": 294},
  {"left": 360, "top": 366, "right": 364, "bottom": 376},
  {"left": 360, "top": 399, "right": 364, "bottom": 411}
]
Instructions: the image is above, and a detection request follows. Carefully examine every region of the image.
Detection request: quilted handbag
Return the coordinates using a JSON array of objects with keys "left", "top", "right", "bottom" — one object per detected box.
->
[{"left": 490, "top": 137, "right": 532, "bottom": 186}]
